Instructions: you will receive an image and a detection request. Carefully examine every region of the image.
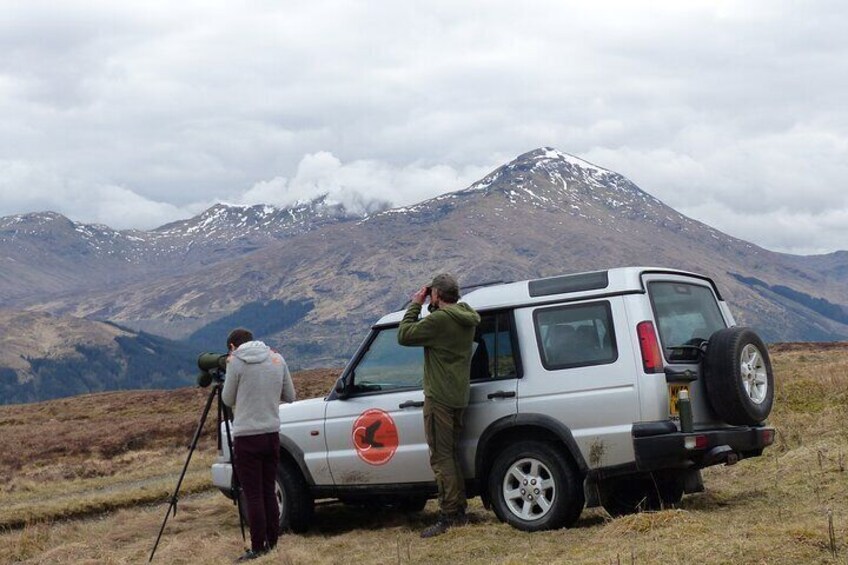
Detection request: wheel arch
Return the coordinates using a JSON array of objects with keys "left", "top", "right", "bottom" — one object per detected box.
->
[
  {"left": 475, "top": 414, "right": 588, "bottom": 498},
  {"left": 279, "top": 433, "right": 315, "bottom": 485}
]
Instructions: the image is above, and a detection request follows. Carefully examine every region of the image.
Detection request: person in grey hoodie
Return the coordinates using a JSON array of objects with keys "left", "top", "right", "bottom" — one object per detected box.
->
[{"left": 222, "top": 328, "right": 296, "bottom": 562}]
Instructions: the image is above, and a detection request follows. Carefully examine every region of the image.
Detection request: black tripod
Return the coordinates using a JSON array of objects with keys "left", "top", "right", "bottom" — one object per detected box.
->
[{"left": 149, "top": 382, "right": 247, "bottom": 562}]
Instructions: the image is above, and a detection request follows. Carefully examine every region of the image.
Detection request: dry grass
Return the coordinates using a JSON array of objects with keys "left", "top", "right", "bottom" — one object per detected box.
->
[
  {"left": 0, "top": 369, "right": 340, "bottom": 529},
  {"left": 3, "top": 349, "right": 848, "bottom": 564}
]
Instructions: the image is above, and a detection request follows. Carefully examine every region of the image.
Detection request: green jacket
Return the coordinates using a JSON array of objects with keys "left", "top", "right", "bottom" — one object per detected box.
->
[{"left": 397, "top": 302, "right": 481, "bottom": 408}]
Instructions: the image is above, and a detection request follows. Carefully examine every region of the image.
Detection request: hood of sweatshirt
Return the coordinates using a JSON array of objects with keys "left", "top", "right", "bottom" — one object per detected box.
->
[
  {"left": 439, "top": 302, "right": 481, "bottom": 327},
  {"left": 233, "top": 340, "right": 271, "bottom": 364}
]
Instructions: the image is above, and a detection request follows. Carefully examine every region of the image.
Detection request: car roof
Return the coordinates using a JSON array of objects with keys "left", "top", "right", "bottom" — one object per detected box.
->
[{"left": 374, "top": 266, "right": 717, "bottom": 326}]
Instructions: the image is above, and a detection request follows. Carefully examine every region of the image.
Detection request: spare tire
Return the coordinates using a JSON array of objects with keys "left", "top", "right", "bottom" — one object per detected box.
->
[{"left": 703, "top": 327, "right": 774, "bottom": 425}]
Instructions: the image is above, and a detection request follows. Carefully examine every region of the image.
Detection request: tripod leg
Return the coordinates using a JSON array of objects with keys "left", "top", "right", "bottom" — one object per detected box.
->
[
  {"left": 148, "top": 386, "right": 217, "bottom": 562},
  {"left": 221, "top": 401, "right": 248, "bottom": 543}
]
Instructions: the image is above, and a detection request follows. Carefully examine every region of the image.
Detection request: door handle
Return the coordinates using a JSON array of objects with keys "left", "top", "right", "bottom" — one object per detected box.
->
[
  {"left": 487, "top": 390, "right": 516, "bottom": 400},
  {"left": 398, "top": 400, "right": 425, "bottom": 409}
]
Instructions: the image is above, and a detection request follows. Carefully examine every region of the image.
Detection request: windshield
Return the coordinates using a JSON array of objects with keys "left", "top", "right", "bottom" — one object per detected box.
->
[
  {"left": 648, "top": 281, "right": 726, "bottom": 361},
  {"left": 352, "top": 327, "right": 423, "bottom": 392}
]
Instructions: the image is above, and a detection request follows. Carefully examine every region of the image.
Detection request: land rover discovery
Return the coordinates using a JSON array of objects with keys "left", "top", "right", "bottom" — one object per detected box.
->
[{"left": 211, "top": 267, "right": 775, "bottom": 532}]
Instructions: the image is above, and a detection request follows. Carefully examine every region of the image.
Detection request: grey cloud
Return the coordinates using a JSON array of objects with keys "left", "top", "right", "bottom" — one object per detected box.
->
[
  {"left": 0, "top": 0, "right": 846, "bottom": 252},
  {"left": 236, "top": 152, "right": 492, "bottom": 216},
  {"left": 0, "top": 159, "right": 192, "bottom": 229}
]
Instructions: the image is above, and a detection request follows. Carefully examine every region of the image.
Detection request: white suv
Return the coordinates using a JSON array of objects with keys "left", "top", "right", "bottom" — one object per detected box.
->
[{"left": 212, "top": 267, "right": 775, "bottom": 532}]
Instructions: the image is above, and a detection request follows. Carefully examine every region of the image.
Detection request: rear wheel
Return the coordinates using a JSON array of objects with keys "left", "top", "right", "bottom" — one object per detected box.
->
[
  {"left": 703, "top": 327, "right": 774, "bottom": 425},
  {"left": 599, "top": 472, "right": 683, "bottom": 517},
  {"left": 488, "top": 441, "right": 584, "bottom": 531}
]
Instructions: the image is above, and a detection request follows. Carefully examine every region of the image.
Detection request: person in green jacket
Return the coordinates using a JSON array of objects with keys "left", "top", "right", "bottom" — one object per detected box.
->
[{"left": 398, "top": 273, "right": 481, "bottom": 538}]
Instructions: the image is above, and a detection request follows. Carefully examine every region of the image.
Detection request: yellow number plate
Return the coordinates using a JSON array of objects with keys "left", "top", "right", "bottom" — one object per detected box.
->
[{"left": 668, "top": 384, "right": 689, "bottom": 417}]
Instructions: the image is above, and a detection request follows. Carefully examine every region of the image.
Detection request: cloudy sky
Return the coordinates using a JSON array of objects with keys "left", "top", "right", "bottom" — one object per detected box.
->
[{"left": 1, "top": 1, "right": 846, "bottom": 254}]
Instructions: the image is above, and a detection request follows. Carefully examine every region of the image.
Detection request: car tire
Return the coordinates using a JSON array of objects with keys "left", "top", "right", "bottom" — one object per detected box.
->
[
  {"left": 703, "top": 327, "right": 774, "bottom": 425},
  {"left": 276, "top": 460, "right": 313, "bottom": 534},
  {"left": 488, "top": 440, "right": 584, "bottom": 531},
  {"left": 599, "top": 472, "right": 683, "bottom": 517}
]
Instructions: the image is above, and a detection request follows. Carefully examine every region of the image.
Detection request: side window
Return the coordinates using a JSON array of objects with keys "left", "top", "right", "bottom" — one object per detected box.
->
[
  {"left": 535, "top": 301, "right": 617, "bottom": 370},
  {"left": 351, "top": 327, "right": 423, "bottom": 393},
  {"left": 472, "top": 311, "right": 518, "bottom": 381}
]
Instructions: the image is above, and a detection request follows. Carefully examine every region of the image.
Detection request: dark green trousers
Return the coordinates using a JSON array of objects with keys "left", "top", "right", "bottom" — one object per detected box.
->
[{"left": 423, "top": 397, "right": 467, "bottom": 514}]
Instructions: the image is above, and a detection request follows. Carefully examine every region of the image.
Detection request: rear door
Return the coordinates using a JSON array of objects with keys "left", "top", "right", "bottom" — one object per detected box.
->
[
  {"left": 461, "top": 310, "right": 520, "bottom": 476},
  {"left": 644, "top": 275, "right": 730, "bottom": 426},
  {"left": 514, "top": 296, "right": 639, "bottom": 469}
]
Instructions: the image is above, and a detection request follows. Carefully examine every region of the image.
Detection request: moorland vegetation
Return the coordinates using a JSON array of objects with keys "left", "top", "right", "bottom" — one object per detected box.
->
[{"left": 1, "top": 346, "right": 848, "bottom": 564}]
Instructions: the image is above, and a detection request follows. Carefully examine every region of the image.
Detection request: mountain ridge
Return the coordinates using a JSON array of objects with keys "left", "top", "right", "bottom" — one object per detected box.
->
[
  {"left": 2, "top": 147, "right": 847, "bottom": 401},
  {"left": 30, "top": 147, "right": 848, "bottom": 359},
  {"left": 0, "top": 195, "right": 380, "bottom": 306}
]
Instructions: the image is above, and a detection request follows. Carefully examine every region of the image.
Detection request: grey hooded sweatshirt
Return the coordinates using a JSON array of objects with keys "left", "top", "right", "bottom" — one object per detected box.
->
[{"left": 221, "top": 340, "right": 296, "bottom": 437}]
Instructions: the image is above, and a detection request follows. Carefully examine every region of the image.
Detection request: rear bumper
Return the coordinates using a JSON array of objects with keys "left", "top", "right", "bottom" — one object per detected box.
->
[{"left": 632, "top": 421, "right": 775, "bottom": 471}]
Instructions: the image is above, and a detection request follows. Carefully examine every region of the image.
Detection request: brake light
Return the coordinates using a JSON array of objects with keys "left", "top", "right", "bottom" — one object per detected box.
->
[{"left": 637, "top": 321, "right": 664, "bottom": 373}]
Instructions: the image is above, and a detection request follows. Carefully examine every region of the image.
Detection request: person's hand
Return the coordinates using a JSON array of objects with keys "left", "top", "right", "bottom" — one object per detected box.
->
[{"left": 411, "top": 286, "right": 429, "bottom": 305}]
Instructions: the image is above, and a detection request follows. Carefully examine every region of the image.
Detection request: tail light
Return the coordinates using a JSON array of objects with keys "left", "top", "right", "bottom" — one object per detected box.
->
[
  {"left": 685, "top": 435, "right": 708, "bottom": 450},
  {"left": 762, "top": 429, "right": 775, "bottom": 446},
  {"left": 637, "top": 321, "right": 664, "bottom": 374}
]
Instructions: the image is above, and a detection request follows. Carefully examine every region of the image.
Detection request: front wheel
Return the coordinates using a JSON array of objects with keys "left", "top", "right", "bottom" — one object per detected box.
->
[
  {"left": 276, "top": 461, "right": 314, "bottom": 534},
  {"left": 488, "top": 441, "right": 584, "bottom": 531}
]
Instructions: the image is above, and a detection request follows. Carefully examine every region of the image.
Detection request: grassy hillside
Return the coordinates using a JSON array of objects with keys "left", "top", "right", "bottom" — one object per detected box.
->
[
  {"left": 0, "top": 310, "right": 198, "bottom": 405},
  {"left": 0, "top": 369, "right": 339, "bottom": 530},
  {"left": 2, "top": 346, "right": 848, "bottom": 564}
]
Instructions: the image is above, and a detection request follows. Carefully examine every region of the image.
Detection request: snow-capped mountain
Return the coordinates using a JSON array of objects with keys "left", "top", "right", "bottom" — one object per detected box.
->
[
  {"left": 3, "top": 147, "right": 847, "bottom": 402},
  {"left": 31, "top": 147, "right": 848, "bottom": 357},
  {"left": 373, "top": 147, "right": 739, "bottom": 248},
  {"left": 154, "top": 195, "right": 357, "bottom": 241},
  {"left": 0, "top": 196, "right": 371, "bottom": 306}
]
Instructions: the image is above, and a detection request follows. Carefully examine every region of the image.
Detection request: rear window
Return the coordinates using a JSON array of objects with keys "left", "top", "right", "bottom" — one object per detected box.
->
[
  {"left": 534, "top": 301, "right": 617, "bottom": 370},
  {"left": 648, "top": 282, "right": 727, "bottom": 360}
]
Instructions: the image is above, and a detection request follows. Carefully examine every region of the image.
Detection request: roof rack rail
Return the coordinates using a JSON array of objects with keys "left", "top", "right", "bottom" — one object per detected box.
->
[{"left": 461, "top": 279, "right": 506, "bottom": 293}]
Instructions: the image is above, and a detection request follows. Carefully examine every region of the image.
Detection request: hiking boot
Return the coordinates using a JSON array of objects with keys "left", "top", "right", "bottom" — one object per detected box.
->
[
  {"left": 235, "top": 549, "right": 264, "bottom": 562},
  {"left": 420, "top": 512, "right": 468, "bottom": 539},
  {"left": 453, "top": 508, "right": 470, "bottom": 526},
  {"left": 420, "top": 515, "right": 451, "bottom": 539}
]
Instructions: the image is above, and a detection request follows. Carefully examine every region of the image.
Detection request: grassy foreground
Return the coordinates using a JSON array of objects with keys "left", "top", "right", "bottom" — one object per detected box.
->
[{"left": 2, "top": 346, "right": 848, "bottom": 564}]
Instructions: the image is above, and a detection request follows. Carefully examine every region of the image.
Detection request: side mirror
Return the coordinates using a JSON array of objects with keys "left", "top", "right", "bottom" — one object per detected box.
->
[{"left": 334, "top": 377, "right": 348, "bottom": 399}]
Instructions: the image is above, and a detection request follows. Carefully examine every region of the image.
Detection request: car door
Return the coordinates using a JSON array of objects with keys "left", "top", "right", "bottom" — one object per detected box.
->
[
  {"left": 515, "top": 297, "right": 640, "bottom": 469},
  {"left": 324, "top": 326, "right": 433, "bottom": 485},
  {"left": 461, "top": 310, "right": 520, "bottom": 476}
]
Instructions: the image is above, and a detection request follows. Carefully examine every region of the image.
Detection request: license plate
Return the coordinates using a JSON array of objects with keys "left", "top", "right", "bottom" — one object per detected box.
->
[{"left": 668, "top": 384, "right": 689, "bottom": 417}]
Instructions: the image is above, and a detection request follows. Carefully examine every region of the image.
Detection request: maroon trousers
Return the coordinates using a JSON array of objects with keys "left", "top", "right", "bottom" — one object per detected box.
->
[{"left": 233, "top": 432, "right": 280, "bottom": 552}]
